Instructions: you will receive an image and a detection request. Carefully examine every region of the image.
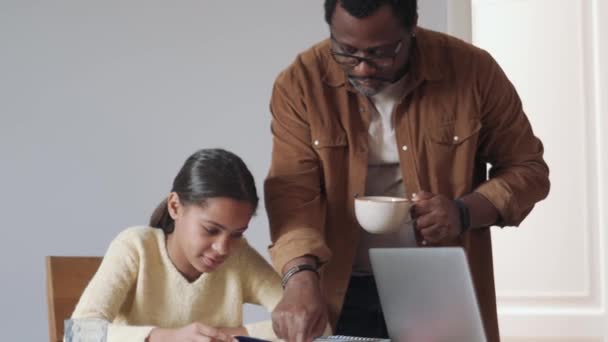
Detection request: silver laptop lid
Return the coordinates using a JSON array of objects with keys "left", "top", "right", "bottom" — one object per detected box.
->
[{"left": 369, "top": 247, "right": 487, "bottom": 342}]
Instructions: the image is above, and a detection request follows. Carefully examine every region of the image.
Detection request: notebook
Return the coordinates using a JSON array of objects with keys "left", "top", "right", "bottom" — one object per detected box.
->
[{"left": 236, "top": 334, "right": 389, "bottom": 342}]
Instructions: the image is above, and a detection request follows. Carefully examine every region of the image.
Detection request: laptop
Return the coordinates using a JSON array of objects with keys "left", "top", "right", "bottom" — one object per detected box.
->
[{"left": 369, "top": 247, "right": 487, "bottom": 342}]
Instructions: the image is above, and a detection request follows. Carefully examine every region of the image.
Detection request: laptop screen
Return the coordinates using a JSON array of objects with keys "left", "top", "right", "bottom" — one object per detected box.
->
[{"left": 369, "top": 247, "right": 487, "bottom": 342}]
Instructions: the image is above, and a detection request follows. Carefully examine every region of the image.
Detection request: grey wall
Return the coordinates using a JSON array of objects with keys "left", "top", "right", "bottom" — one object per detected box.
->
[
  {"left": 0, "top": 1, "right": 451, "bottom": 340},
  {"left": 419, "top": 0, "right": 448, "bottom": 33}
]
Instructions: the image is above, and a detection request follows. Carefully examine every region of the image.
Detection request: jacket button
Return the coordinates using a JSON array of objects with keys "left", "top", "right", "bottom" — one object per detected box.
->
[
  {"left": 402, "top": 145, "right": 408, "bottom": 151},
  {"left": 314, "top": 140, "right": 320, "bottom": 146}
]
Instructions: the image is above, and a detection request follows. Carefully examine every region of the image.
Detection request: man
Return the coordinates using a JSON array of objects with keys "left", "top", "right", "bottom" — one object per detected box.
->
[{"left": 265, "top": 1, "right": 550, "bottom": 341}]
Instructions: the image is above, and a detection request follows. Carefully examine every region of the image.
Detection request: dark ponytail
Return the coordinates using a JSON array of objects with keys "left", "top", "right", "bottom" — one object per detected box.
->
[
  {"left": 149, "top": 148, "right": 259, "bottom": 234},
  {"left": 149, "top": 199, "right": 173, "bottom": 232}
]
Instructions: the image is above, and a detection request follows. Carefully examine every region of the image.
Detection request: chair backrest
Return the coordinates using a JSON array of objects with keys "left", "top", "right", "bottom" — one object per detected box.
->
[{"left": 45, "top": 256, "right": 102, "bottom": 342}]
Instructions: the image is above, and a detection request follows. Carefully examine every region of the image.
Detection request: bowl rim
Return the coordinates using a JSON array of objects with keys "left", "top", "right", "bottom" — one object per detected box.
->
[{"left": 355, "top": 196, "right": 412, "bottom": 203}]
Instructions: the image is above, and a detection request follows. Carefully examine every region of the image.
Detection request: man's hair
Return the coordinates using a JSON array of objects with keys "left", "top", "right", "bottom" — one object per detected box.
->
[{"left": 324, "top": 0, "right": 418, "bottom": 29}]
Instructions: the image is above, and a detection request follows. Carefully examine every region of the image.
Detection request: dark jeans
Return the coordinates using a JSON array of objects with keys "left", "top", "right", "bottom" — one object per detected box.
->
[{"left": 335, "top": 275, "right": 389, "bottom": 338}]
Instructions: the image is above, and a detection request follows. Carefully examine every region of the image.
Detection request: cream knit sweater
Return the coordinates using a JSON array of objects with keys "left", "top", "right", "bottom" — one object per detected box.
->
[{"left": 71, "top": 226, "right": 283, "bottom": 341}]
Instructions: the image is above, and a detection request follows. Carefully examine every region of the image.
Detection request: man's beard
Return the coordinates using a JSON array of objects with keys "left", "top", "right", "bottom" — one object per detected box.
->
[{"left": 348, "top": 75, "right": 392, "bottom": 97}]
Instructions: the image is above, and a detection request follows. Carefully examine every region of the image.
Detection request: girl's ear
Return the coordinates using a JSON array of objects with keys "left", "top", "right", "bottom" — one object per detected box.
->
[{"left": 167, "top": 192, "right": 181, "bottom": 220}]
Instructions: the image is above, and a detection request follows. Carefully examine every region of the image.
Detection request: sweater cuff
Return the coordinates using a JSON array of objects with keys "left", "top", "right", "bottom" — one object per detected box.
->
[{"left": 107, "top": 324, "right": 156, "bottom": 342}]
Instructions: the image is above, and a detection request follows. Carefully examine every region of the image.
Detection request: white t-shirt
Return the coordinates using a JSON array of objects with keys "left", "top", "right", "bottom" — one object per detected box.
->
[{"left": 353, "top": 76, "right": 418, "bottom": 274}]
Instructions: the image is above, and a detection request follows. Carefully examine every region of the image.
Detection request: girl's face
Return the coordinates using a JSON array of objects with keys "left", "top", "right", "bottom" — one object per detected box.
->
[{"left": 166, "top": 193, "right": 254, "bottom": 281}]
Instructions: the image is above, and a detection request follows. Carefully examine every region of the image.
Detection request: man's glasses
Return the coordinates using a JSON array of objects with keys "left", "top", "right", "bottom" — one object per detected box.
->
[{"left": 330, "top": 37, "right": 403, "bottom": 69}]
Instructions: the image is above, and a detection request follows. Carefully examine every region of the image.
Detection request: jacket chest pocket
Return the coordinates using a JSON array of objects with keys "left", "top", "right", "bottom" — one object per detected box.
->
[
  {"left": 311, "top": 131, "right": 350, "bottom": 191},
  {"left": 426, "top": 119, "right": 482, "bottom": 147},
  {"left": 423, "top": 119, "right": 481, "bottom": 187}
]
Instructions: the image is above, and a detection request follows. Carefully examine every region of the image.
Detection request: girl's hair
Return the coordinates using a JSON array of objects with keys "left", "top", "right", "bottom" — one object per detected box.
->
[{"left": 149, "top": 148, "right": 259, "bottom": 234}]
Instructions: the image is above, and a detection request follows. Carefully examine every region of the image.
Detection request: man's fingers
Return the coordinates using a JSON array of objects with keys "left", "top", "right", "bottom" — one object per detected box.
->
[
  {"left": 412, "top": 199, "right": 435, "bottom": 217},
  {"left": 307, "top": 310, "right": 327, "bottom": 340},
  {"left": 277, "top": 312, "right": 307, "bottom": 342},
  {"left": 289, "top": 318, "right": 306, "bottom": 342},
  {"left": 271, "top": 311, "right": 285, "bottom": 338},
  {"left": 412, "top": 190, "right": 435, "bottom": 201},
  {"left": 415, "top": 208, "right": 446, "bottom": 230},
  {"left": 412, "top": 192, "right": 440, "bottom": 217},
  {"left": 420, "top": 224, "right": 444, "bottom": 242}
]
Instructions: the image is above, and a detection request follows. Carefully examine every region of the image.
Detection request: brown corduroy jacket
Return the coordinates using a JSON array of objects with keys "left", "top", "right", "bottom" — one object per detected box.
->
[{"left": 265, "top": 27, "right": 550, "bottom": 342}]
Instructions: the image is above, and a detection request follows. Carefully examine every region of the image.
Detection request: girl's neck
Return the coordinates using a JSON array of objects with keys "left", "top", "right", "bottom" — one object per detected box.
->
[{"left": 165, "top": 232, "right": 202, "bottom": 282}]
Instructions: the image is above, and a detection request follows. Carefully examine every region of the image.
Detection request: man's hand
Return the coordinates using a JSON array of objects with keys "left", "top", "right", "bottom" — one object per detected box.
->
[
  {"left": 272, "top": 259, "right": 328, "bottom": 342},
  {"left": 412, "top": 191, "right": 462, "bottom": 244}
]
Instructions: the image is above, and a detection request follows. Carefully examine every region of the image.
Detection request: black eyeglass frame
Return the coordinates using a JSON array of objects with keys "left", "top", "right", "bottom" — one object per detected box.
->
[{"left": 329, "top": 37, "right": 404, "bottom": 69}]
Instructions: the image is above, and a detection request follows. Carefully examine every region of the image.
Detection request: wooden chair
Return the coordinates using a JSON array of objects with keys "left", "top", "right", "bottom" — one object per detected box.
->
[{"left": 45, "top": 256, "right": 102, "bottom": 342}]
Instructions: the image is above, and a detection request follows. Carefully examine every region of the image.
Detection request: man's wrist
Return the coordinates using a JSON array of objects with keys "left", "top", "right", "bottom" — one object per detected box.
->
[
  {"left": 282, "top": 255, "right": 318, "bottom": 272},
  {"left": 281, "top": 263, "right": 319, "bottom": 289}
]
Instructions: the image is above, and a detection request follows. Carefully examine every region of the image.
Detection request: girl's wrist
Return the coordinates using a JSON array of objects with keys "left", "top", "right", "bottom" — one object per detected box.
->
[{"left": 147, "top": 327, "right": 170, "bottom": 342}]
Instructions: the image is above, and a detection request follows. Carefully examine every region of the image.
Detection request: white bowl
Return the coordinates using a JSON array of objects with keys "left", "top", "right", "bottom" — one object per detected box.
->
[{"left": 354, "top": 196, "right": 413, "bottom": 234}]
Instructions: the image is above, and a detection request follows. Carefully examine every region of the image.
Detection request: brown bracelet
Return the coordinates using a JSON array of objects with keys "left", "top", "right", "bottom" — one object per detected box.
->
[{"left": 281, "top": 264, "right": 319, "bottom": 288}]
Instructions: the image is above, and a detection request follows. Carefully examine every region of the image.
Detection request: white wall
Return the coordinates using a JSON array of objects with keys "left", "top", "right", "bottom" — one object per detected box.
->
[
  {"left": 472, "top": 0, "right": 608, "bottom": 340},
  {"left": 0, "top": 1, "right": 452, "bottom": 340}
]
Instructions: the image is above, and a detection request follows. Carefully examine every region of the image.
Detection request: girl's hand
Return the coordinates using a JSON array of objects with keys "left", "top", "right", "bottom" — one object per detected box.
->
[
  {"left": 219, "top": 326, "right": 248, "bottom": 337},
  {"left": 147, "top": 323, "right": 238, "bottom": 342}
]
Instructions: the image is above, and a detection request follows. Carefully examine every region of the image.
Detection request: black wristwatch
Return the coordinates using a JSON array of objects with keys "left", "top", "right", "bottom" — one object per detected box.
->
[{"left": 453, "top": 199, "right": 471, "bottom": 234}]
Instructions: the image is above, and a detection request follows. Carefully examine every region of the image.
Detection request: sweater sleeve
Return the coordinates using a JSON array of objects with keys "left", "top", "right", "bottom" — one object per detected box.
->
[
  {"left": 238, "top": 241, "right": 283, "bottom": 340},
  {"left": 240, "top": 242, "right": 283, "bottom": 309},
  {"left": 71, "top": 229, "right": 155, "bottom": 341}
]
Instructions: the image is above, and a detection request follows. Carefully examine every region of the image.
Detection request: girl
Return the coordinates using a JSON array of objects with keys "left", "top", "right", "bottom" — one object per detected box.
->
[{"left": 71, "top": 148, "right": 283, "bottom": 341}]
